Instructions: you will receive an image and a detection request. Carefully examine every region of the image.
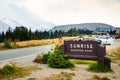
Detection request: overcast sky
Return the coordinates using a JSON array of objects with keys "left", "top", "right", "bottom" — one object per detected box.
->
[{"left": 0, "top": 0, "right": 120, "bottom": 27}]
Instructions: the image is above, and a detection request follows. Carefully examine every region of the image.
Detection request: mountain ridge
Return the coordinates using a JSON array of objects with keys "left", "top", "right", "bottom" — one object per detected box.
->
[{"left": 50, "top": 23, "right": 115, "bottom": 32}]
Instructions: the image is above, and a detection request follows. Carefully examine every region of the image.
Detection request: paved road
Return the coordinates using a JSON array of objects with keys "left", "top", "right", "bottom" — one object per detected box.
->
[{"left": 0, "top": 44, "right": 54, "bottom": 61}]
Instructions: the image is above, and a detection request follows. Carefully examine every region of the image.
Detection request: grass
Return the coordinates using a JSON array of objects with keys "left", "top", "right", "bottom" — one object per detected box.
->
[
  {"left": 0, "top": 36, "right": 77, "bottom": 49},
  {"left": 0, "top": 36, "right": 93, "bottom": 50},
  {"left": 27, "top": 78, "right": 36, "bottom": 80},
  {"left": 15, "top": 36, "right": 79, "bottom": 48},
  {"left": 0, "top": 63, "right": 41, "bottom": 80},
  {"left": 45, "top": 72, "right": 75, "bottom": 80},
  {"left": 71, "top": 59, "right": 96, "bottom": 65},
  {"left": 71, "top": 59, "right": 112, "bottom": 72},
  {"left": 0, "top": 39, "right": 56, "bottom": 49},
  {"left": 15, "top": 39, "right": 56, "bottom": 48},
  {"left": 0, "top": 36, "right": 85, "bottom": 50},
  {"left": 87, "top": 63, "right": 112, "bottom": 73},
  {"left": 88, "top": 75, "right": 110, "bottom": 80},
  {"left": 107, "top": 47, "right": 120, "bottom": 62}
]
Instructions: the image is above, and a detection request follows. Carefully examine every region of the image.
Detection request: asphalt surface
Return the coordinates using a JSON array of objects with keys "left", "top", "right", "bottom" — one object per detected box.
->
[{"left": 0, "top": 44, "right": 54, "bottom": 61}]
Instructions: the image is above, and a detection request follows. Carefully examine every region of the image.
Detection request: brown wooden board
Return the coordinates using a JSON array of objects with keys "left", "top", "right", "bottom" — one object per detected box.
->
[
  {"left": 63, "top": 39, "right": 105, "bottom": 59},
  {"left": 62, "top": 38, "right": 111, "bottom": 69}
]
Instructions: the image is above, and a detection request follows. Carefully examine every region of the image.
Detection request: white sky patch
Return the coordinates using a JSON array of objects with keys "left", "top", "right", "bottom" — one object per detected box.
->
[{"left": 0, "top": 0, "right": 120, "bottom": 27}]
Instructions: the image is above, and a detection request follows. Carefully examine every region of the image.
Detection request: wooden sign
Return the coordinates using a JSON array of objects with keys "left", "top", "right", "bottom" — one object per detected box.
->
[{"left": 62, "top": 38, "right": 111, "bottom": 69}]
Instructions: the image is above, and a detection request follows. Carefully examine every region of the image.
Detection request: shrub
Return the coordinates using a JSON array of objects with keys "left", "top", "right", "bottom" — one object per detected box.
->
[
  {"left": 34, "top": 45, "right": 74, "bottom": 68},
  {"left": 42, "top": 52, "right": 51, "bottom": 64},
  {"left": 54, "top": 45, "right": 61, "bottom": 51},
  {"left": 47, "top": 48, "right": 74, "bottom": 68},
  {"left": 2, "top": 63, "right": 20, "bottom": 75},
  {"left": 0, "top": 63, "right": 40, "bottom": 79},
  {"left": 4, "top": 39, "right": 12, "bottom": 49},
  {"left": 33, "top": 52, "right": 50, "bottom": 64}
]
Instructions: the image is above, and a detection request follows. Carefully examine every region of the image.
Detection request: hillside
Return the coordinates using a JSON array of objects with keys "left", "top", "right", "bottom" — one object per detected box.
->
[
  {"left": 0, "top": 21, "right": 11, "bottom": 32},
  {"left": 50, "top": 23, "right": 115, "bottom": 32},
  {"left": 0, "top": 4, "right": 55, "bottom": 32}
]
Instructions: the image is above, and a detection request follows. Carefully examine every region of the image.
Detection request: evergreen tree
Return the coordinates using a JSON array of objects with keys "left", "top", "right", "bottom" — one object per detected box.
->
[
  {"left": 0, "top": 26, "right": 94, "bottom": 43},
  {"left": 6, "top": 27, "right": 13, "bottom": 40},
  {"left": 13, "top": 26, "right": 29, "bottom": 41}
]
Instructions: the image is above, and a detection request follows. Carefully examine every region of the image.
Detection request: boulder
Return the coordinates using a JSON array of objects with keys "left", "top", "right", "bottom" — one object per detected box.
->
[{"left": 33, "top": 52, "right": 44, "bottom": 63}]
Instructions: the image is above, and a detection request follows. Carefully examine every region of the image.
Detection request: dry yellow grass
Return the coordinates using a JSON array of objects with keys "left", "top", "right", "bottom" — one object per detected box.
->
[
  {"left": 107, "top": 47, "right": 120, "bottom": 55},
  {"left": 107, "top": 47, "right": 120, "bottom": 61},
  {"left": 16, "top": 39, "right": 56, "bottom": 48},
  {"left": 0, "top": 43, "right": 5, "bottom": 50},
  {"left": 0, "top": 36, "right": 88, "bottom": 49},
  {"left": 0, "top": 64, "right": 40, "bottom": 80},
  {"left": 15, "top": 36, "right": 78, "bottom": 48},
  {"left": 83, "top": 35, "right": 93, "bottom": 39},
  {"left": 45, "top": 72, "right": 75, "bottom": 80}
]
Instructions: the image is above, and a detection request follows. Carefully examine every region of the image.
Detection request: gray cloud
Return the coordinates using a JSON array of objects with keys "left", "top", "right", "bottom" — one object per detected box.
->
[{"left": 0, "top": 0, "right": 120, "bottom": 26}]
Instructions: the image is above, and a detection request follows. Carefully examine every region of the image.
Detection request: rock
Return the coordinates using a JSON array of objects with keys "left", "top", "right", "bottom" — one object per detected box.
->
[{"left": 33, "top": 52, "right": 44, "bottom": 63}]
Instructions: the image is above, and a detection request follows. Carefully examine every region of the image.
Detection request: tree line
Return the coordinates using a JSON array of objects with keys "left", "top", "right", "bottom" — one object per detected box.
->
[{"left": 0, "top": 26, "right": 115, "bottom": 42}]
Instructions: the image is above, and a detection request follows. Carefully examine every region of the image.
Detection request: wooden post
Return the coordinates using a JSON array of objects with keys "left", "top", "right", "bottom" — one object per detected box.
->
[{"left": 104, "top": 57, "right": 111, "bottom": 69}]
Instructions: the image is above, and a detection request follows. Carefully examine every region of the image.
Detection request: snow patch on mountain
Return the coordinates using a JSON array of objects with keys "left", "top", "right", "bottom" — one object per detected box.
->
[
  {"left": 0, "top": 3, "right": 55, "bottom": 32},
  {"left": 0, "top": 21, "right": 10, "bottom": 32},
  {"left": 1, "top": 18, "right": 21, "bottom": 29}
]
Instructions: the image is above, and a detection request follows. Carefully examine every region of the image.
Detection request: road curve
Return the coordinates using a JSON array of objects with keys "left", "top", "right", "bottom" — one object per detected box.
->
[{"left": 0, "top": 44, "right": 54, "bottom": 61}]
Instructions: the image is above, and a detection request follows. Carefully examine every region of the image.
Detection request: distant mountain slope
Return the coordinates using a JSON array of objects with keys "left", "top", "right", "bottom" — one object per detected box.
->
[
  {"left": 50, "top": 23, "right": 115, "bottom": 32},
  {"left": 8, "top": 4, "right": 55, "bottom": 31},
  {"left": 1, "top": 18, "right": 21, "bottom": 29},
  {"left": 0, "top": 3, "right": 55, "bottom": 32},
  {"left": 0, "top": 21, "right": 11, "bottom": 32}
]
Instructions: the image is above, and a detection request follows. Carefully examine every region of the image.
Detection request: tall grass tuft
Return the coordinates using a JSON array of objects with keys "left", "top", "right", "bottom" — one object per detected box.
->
[
  {"left": 45, "top": 72, "right": 75, "bottom": 80},
  {"left": 71, "top": 59, "right": 96, "bottom": 65},
  {"left": 0, "top": 63, "right": 40, "bottom": 80},
  {"left": 107, "top": 47, "right": 120, "bottom": 62},
  {"left": 87, "top": 63, "right": 112, "bottom": 72},
  {"left": 88, "top": 75, "right": 110, "bottom": 80}
]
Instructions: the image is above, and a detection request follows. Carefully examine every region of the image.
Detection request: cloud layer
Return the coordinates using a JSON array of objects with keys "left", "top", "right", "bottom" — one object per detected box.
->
[{"left": 0, "top": 0, "right": 120, "bottom": 26}]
